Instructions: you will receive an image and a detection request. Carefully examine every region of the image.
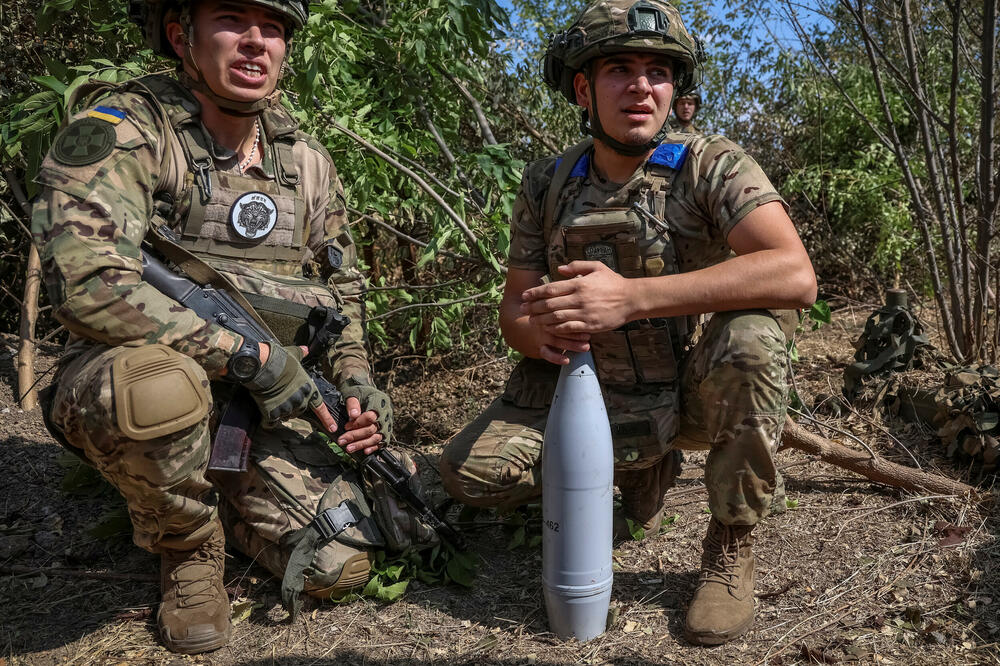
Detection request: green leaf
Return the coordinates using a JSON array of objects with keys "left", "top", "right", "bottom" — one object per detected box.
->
[
  {"left": 369, "top": 577, "right": 409, "bottom": 602},
  {"left": 809, "top": 300, "right": 832, "bottom": 325},
  {"left": 626, "top": 517, "right": 645, "bottom": 541},
  {"left": 31, "top": 75, "right": 67, "bottom": 95}
]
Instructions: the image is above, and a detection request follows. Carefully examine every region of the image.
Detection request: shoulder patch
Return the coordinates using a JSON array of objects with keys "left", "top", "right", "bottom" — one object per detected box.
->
[
  {"left": 326, "top": 245, "right": 343, "bottom": 269},
  {"left": 649, "top": 143, "right": 689, "bottom": 170},
  {"left": 88, "top": 106, "right": 126, "bottom": 125},
  {"left": 51, "top": 117, "right": 116, "bottom": 166}
]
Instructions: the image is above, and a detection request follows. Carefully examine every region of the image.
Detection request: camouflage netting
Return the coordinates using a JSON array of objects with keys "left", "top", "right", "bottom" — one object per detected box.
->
[
  {"left": 933, "top": 366, "right": 1000, "bottom": 471},
  {"left": 842, "top": 289, "right": 936, "bottom": 402}
]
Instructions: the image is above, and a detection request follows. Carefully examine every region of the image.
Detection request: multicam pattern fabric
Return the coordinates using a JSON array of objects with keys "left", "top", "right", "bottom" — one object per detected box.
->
[
  {"left": 440, "top": 310, "right": 788, "bottom": 524},
  {"left": 669, "top": 119, "right": 701, "bottom": 134},
  {"left": 32, "top": 75, "right": 393, "bottom": 581},
  {"left": 47, "top": 343, "right": 376, "bottom": 586},
  {"left": 441, "top": 133, "right": 790, "bottom": 525},
  {"left": 508, "top": 134, "right": 785, "bottom": 273},
  {"left": 32, "top": 74, "right": 369, "bottom": 387},
  {"left": 547, "top": 0, "right": 702, "bottom": 101}
]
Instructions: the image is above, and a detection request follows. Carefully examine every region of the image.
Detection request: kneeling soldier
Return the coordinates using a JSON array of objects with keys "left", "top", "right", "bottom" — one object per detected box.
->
[
  {"left": 32, "top": 0, "right": 435, "bottom": 653},
  {"left": 439, "top": 0, "right": 816, "bottom": 646}
]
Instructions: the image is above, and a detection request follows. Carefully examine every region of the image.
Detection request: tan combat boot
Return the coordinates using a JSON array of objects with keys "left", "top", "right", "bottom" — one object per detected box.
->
[
  {"left": 158, "top": 521, "right": 232, "bottom": 654},
  {"left": 684, "top": 518, "right": 755, "bottom": 645},
  {"left": 613, "top": 452, "right": 681, "bottom": 541}
]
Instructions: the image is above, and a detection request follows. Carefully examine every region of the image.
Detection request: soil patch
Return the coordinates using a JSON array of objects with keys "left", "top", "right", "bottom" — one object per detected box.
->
[{"left": 2, "top": 305, "right": 999, "bottom": 665}]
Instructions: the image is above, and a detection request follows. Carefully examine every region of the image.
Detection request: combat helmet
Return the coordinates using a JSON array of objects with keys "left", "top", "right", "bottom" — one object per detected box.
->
[
  {"left": 543, "top": 0, "right": 703, "bottom": 156},
  {"left": 130, "top": 0, "right": 308, "bottom": 57},
  {"left": 673, "top": 91, "right": 701, "bottom": 110},
  {"left": 128, "top": 0, "right": 308, "bottom": 114}
]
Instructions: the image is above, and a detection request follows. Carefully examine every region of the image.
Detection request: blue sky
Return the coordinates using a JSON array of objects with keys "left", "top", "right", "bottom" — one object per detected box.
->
[{"left": 494, "top": 0, "right": 832, "bottom": 69}]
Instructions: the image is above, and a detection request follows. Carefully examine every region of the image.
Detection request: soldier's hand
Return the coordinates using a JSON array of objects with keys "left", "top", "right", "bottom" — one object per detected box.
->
[
  {"left": 521, "top": 261, "right": 634, "bottom": 333},
  {"left": 339, "top": 382, "right": 393, "bottom": 455},
  {"left": 538, "top": 329, "right": 591, "bottom": 366},
  {"left": 337, "top": 397, "right": 381, "bottom": 455},
  {"left": 244, "top": 344, "right": 322, "bottom": 427}
]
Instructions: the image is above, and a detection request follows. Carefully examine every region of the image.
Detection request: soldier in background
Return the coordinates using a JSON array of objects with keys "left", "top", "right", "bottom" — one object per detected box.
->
[
  {"left": 30, "top": 0, "right": 432, "bottom": 654},
  {"left": 671, "top": 91, "right": 702, "bottom": 133},
  {"left": 439, "top": 0, "right": 815, "bottom": 646}
]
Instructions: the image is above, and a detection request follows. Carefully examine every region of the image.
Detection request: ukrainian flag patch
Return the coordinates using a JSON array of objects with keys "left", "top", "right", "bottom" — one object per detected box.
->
[{"left": 87, "top": 106, "right": 126, "bottom": 125}]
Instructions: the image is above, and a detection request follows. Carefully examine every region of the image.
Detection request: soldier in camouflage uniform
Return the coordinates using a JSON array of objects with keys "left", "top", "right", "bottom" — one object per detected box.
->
[
  {"left": 438, "top": 0, "right": 816, "bottom": 646},
  {"left": 30, "top": 0, "right": 431, "bottom": 654},
  {"left": 670, "top": 91, "right": 702, "bottom": 133}
]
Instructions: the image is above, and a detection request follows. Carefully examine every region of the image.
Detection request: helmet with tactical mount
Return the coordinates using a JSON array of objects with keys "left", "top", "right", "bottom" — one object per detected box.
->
[
  {"left": 128, "top": 0, "right": 308, "bottom": 115},
  {"left": 674, "top": 91, "right": 701, "bottom": 110},
  {"left": 542, "top": 0, "right": 703, "bottom": 156}
]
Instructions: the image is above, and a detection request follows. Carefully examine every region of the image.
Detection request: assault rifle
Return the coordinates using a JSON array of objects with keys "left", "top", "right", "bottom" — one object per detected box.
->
[{"left": 140, "top": 249, "right": 464, "bottom": 548}]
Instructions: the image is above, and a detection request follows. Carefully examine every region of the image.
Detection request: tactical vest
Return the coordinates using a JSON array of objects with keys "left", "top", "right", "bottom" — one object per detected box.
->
[
  {"left": 124, "top": 75, "right": 308, "bottom": 267},
  {"left": 543, "top": 137, "right": 693, "bottom": 390},
  {"left": 68, "top": 75, "right": 340, "bottom": 345},
  {"left": 504, "top": 137, "right": 696, "bottom": 469}
]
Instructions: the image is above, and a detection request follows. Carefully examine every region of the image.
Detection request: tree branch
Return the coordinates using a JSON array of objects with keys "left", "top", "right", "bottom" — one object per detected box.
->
[
  {"left": 370, "top": 289, "right": 494, "bottom": 321},
  {"left": 415, "top": 96, "right": 487, "bottom": 208},
  {"left": 348, "top": 207, "right": 484, "bottom": 266},
  {"left": 317, "top": 101, "right": 505, "bottom": 273},
  {"left": 440, "top": 69, "right": 498, "bottom": 146},
  {"left": 825, "top": 0, "right": 964, "bottom": 360}
]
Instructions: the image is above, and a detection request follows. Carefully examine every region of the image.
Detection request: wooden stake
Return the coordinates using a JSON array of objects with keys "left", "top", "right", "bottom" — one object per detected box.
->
[
  {"left": 18, "top": 243, "right": 42, "bottom": 411},
  {"left": 4, "top": 167, "right": 41, "bottom": 412},
  {"left": 782, "top": 417, "right": 976, "bottom": 497}
]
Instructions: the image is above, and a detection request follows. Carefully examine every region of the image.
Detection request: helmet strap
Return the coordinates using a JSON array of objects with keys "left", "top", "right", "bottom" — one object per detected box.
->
[
  {"left": 177, "top": 71, "right": 283, "bottom": 116},
  {"left": 581, "top": 72, "right": 671, "bottom": 158}
]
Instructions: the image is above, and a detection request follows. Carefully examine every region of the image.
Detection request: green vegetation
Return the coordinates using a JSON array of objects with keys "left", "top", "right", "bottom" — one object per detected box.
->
[{"left": 2, "top": 0, "right": 997, "bottom": 361}]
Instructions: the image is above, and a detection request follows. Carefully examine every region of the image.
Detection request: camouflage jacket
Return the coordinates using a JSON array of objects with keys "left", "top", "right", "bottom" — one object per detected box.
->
[
  {"left": 31, "top": 75, "right": 370, "bottom": 388},
  {"left": 668, "top": 118, "right": 702, "bottom": 134},
  {"left": 508, "top": 133, "right": 786, "bottom": 278}
]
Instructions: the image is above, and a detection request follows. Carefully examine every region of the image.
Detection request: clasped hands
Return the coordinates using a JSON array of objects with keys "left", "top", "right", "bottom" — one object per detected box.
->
[{"left": 520, "top": 261, "right": 634, "bottom": 366}]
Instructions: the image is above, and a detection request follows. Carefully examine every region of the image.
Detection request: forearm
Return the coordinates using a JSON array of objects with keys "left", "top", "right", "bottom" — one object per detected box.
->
[
  {"left": 500, "top": 298, "right": 547, "bottom": 359},
  {"left": 34, "top": 194, "right": 241, "bottom": 376},
  {"left": 631, "top": 249, "right": 817, "bottom": 320},
  {"left": 327, "top": 293, "right": 372, "bottom": 387}
]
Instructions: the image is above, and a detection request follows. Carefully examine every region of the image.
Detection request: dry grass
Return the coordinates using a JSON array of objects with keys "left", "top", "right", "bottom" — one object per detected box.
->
[{"left": 2, "top": 303, "right": 999, "bottom": 665}]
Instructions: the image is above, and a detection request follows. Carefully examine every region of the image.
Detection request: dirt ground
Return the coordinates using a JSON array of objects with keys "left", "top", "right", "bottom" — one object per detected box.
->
[{"left": 2, "top": 301, "right": 999, "bottom": 666}]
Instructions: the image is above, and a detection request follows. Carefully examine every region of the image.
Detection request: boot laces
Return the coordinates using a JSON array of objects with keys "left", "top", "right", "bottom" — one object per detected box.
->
[
  {"left": 699, "top": 525, "right": 745, "bottom": 591},
  {"left": 165, "top": 542, "right": 223, "bottom": 609}
]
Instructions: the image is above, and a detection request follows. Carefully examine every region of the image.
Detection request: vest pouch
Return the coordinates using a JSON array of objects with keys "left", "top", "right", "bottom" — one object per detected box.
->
[
  {"left": 604, "top": 386, "right": 680, "bottom": 470},
  {"left": 180, "top": 167, "right": 306, "bottom": 265},
  {"left": 208, "top": 259, "right": 343, "bottom": 346},
  {"left": 627, "top": 322, "right": 677, "bottom": 383},
  {"left": 560, "top": 208, "right": 643, "bottom": 278},
  {"left": 502, "top": 357, "right": 560, "bottom": 408},
  {"left": 590, "top": 330, "right": 638, "bottom": 385}
]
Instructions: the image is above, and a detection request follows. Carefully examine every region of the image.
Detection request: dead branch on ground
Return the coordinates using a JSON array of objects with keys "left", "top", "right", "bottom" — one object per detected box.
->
[{"left": 782, "top": 417, "right": 976, "bottom": 497}]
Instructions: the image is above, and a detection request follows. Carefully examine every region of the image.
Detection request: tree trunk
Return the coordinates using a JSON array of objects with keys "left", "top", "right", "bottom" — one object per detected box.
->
[
  {"left": 781, "top": 418, "right": 976, "bottom": 497},
  {"left": 17, "top": 244, "right": 42, "bottom": 411}
]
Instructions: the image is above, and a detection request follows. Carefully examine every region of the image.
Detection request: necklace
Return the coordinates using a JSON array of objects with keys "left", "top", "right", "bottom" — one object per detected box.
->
[{"left": 238, "top": 119, "right": 261, "bottom": 174}]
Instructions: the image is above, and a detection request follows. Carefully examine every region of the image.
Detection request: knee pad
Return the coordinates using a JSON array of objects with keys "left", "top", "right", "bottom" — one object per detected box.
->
[{"left": 112, "top": 345, "right": 210, "bottom": 440}]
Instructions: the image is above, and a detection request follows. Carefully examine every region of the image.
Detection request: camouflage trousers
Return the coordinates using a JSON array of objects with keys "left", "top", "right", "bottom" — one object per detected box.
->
[
  {"left": 439, "top": 310, "right": 789, "bottom": 526},
  {"left": 46, "top": 343, "right": 413, "bottom": 593}
]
